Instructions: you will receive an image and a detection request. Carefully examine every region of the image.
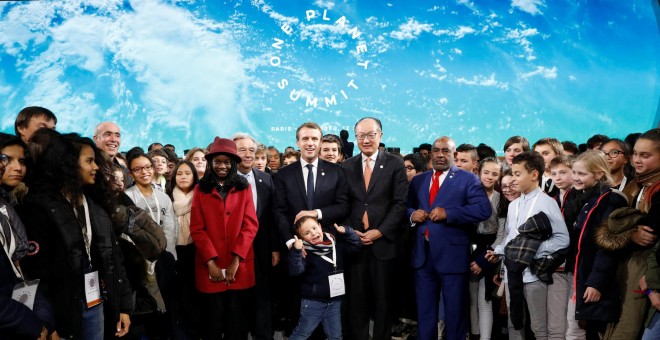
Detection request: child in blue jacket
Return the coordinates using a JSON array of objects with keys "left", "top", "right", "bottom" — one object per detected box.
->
[{"left": 288, "top": 216, "right": 361, "bottom": 340}]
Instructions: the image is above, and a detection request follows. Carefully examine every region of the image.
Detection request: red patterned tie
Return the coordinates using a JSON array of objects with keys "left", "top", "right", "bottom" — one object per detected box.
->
[{"left": 426, "top": 171, "right": 442, "bottom": 238}]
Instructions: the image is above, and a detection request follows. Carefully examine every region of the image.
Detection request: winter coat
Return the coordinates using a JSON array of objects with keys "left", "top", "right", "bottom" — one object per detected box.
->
[
  {"left": 17, "top": 191, "right": 133, "bottom": 339},
  {"left": 573, "top": 186, "right": 628, "bottom": 322},
  {"left": 190, "top": 184, "right": 258, "bottom": 293}
]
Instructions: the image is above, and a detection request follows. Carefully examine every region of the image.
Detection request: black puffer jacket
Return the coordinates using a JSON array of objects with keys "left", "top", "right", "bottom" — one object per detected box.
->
[
  {"left": 573, "top": 185, "right": 628, "bottom": 322},
  {"left": 17, "top": 191, "right": 133, "bottom": 339}
]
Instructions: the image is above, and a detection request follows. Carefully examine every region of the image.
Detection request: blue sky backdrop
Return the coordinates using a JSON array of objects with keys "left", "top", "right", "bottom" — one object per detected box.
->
[{"left": 0, "top": 0, "right": 658, "bottom": 154}]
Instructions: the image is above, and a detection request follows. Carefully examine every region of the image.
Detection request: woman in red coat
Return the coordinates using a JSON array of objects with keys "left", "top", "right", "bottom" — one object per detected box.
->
[{"left": 190, "top": 137, "right": 258, "bottom": 339}]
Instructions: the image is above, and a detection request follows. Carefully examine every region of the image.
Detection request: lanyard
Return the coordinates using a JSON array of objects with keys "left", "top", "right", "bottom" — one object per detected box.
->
[
  {"left": 317, "top": 233, "right": 337, "bottom": 270},
  {"left": 81, "top": 195, "right": 93, "bottom": 266},
  {"left": 66, "top": 194, "right": 93, "bottom": 267},
  {"left": 1, "top": 223, "right": 22, "bottom": 279},
  {"left": 514, "top": 191, "right": 541, "bottom": 227},
  {"left": 137, "top": 187, "right": 161, "bottom": 224}
]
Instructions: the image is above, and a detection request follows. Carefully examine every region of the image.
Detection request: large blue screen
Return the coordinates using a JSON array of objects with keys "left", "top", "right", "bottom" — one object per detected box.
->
[{"left": 0, "top": 0, "right": 658, "bottom": 154}]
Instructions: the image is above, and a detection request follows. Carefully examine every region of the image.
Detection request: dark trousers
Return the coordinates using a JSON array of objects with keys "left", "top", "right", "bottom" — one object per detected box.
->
[
  {"left": 346, "top": 249, "right": 395, "bottom": 340},
  {"left": 252, "top": 249, "right": 273, "bottom": 340},
  {"left": 415, "top": 243, "right": 468, "bottom": 340},
  {"left": 202, "top": 289, "right": 253, "bottom": 340}
]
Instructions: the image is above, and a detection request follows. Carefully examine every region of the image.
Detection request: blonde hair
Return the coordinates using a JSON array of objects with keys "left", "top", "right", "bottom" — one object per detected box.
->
[
  {"left": 575, "top": 150, "right": 613, "bottom": 186},
  {"left": 255, "top": 143, "right": 267, "bottom": 157},
  {"left": 184, "top": 147, "right": 207, "bottom": 162}
]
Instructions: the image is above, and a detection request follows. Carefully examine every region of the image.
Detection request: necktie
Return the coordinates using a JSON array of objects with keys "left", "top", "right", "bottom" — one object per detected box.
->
[
  {"left": 364, "top": 157, "right": 372, "bottom": 190},
  {"left": 545, "top": 178, "right": 552, "bottom": 193},
  {"left": 426, "top": 171, "right": 442, "bottom": 239},
  {"left": 306, "top": 164, "right": 314, "bottom": 210},
  {"left": 429, "top": 171, "right": 442, "bottom": 205},
  {"left": 362, "top": 158, "right": 372, "bottom": 229}
]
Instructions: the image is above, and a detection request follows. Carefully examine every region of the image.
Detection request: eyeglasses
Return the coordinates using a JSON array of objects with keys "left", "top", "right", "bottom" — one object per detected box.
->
[
  {"left": 356, "top": 132, "right": 380, "bottom": 141},
  {"left": 601, "top": 150, "right": 624, "bottom": 158},
  {"left": 405, "top": 165, "right": 415, "bottom": 171},
  {"left": 131, "top": 165, "right": 153, "bottom": 173},
  {"left": 501, "top": 184, "right": 514, "bottom": 191},
  {"left": 0, "top": 154, "right": 7, "bottom": 166}
]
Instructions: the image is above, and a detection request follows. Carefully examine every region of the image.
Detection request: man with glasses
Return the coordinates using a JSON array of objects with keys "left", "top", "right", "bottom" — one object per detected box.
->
[
  {"left": 407, "top": 136, "right": 491, "bottom": 340},
  {"left": 341, "top": 117, "right": 408, "bottom": 340}
]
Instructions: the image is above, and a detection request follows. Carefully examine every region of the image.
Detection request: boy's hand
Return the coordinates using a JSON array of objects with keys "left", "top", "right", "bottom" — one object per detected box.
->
[
  {"left": 470, "top": 261, "right": 482, "bottom": 275},
  {"left": 485, "top": 250, "right": 500, "bottom": 263},
  {"left": 293, "top": 235, "right": 303, "bottom": 250},
  {"left": 334, "top": 223, "right": 346, "bottom": 234}
]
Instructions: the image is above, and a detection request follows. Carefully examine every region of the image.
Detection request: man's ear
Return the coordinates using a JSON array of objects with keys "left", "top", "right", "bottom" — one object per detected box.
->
[{"left": 16, "top": 126, "right": 27, "bottom": 140}]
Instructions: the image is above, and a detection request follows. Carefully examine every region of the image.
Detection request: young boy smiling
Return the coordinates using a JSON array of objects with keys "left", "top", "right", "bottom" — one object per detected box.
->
[{"left": 487, "top": 152, "right": 569, "bottom": 340}]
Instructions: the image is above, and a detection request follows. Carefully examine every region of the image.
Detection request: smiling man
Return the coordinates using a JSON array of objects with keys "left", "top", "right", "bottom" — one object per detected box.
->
[
  {"left": 94, "top": 121, "right": 132, "bottom": 186},
  {"left": 232, "top": 133, "right": 279, "bottom": 340},
  {"left": 93, "top": 122, "right": 121, "bottom": 160},
  {"left": 341, "top": 117, "right": 409, "bottom": 340}
]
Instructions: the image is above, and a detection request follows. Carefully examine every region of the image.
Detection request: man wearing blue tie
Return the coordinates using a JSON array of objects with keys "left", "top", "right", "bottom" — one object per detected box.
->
[{"left": 407, "top": 136, "right": 492, "bottom": 340}]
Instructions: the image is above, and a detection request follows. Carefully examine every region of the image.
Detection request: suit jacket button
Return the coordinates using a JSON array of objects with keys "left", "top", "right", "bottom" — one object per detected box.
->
[{"left": 226, "top": 212, "right": 230, "bottom": 215}]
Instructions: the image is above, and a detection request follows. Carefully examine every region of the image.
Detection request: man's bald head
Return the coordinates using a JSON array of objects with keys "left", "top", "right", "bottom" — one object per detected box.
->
[
  {"left": 94, "top": 122, "right": 121, "bottom": 158},
  {"left": 431, "top": 136, "right": 456, "bottom": 172}
]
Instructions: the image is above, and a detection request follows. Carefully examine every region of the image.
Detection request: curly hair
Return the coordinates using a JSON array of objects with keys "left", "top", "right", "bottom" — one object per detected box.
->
[
  {"left": 198, "top": 156, "right": 247, "bottom": 194},
  {"left": 27, "top": 133, "right": 116, "bottom": 214}
]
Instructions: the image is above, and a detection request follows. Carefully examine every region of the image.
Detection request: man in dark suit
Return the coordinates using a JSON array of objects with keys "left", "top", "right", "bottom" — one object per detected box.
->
[
  {"left": 234, "top": 133, "right": 279, "bottom": 340},
  {"left": 272, "top": 122, "right": 350, "bottom": 335},
  {"left": 273, "top": 122, "right": 350, "bottom": 245},
  {"left": 407, "top": 136, "right": 492, "bottom": 340},
  {"left": 341, "top": 117, "right": 408, "bottom": 340}
]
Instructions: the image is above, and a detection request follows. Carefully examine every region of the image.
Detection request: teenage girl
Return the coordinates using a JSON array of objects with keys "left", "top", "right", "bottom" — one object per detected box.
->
[
  {"left": 469, "top": 158, "right": 501, "bottom": 340},
  {"left": 569, "top": 151, "right": 627, "bottom": 339}
]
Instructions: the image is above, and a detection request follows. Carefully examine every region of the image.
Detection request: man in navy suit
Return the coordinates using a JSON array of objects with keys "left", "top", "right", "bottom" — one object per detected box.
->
[
  {"left": 233, "top": 133, "right": 279, "bottom": 340},
  {"left": 273, "top": 122, "right": 350, "bottom": 245},
  {"left": 407, "top": 136, "right": 492, "bottom": 340},
  {"left": 273, "top": 122, "right": 350, "bottom": 335},
  {"left": 342, "top": 117, "right": 409, "bottom": 340}
]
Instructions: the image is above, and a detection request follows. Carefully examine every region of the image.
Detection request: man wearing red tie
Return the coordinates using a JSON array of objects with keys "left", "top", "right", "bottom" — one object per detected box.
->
[{"left": 407, "top": 136, "right": 492, "bottom": 340}]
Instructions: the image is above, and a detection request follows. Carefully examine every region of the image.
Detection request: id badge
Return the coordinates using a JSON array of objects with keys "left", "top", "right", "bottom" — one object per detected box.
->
[
  {"left": 328, "top": 270, "right": 345, "bottom": 298},
  {"left": 12, "top": 279, "right": 40, "bottom": 310},
  {"left": 84, "top": 271, "right": 102, "bottom": 308}
]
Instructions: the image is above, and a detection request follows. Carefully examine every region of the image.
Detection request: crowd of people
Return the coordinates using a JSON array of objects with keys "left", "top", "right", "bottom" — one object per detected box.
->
[{"left": 1, "top": 106, "right": 660, "bottom": 340}]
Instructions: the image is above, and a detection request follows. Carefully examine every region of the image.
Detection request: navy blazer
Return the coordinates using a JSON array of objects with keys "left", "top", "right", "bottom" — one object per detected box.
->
[
  {"left": 406, "top": 166, "right": 491, "bottom": 273},
  {"left": 273, "top": 159, "right": 350, "bottom": 244}
]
